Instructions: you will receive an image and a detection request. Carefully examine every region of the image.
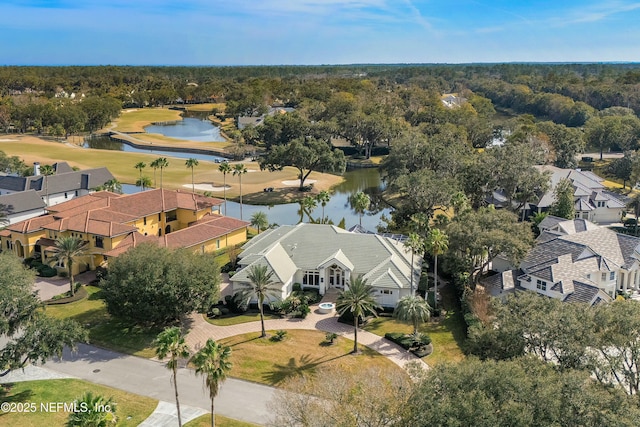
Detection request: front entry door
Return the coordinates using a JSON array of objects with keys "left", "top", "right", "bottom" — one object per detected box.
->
[{"left": 329, "top": 264, "right": 344, "bottom": 289}]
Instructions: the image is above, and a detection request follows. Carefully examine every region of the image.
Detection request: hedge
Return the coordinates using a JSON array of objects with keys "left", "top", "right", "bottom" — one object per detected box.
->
[{"left": 44, "top": 286, "right": 88, "bottom": 305}]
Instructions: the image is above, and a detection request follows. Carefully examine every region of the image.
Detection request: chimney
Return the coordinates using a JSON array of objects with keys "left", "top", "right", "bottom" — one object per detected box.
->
[{"left": 33, "top": 162, "right": 40, "bottom": 176}]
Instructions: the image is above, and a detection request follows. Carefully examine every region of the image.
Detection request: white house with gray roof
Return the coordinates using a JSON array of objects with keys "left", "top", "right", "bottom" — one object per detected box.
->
[
  {"left": 230, "top": 223, "right": 420, "bottom": 307},
  {"left": 482, "top": 216, "right": 640, "bottom": 305},
  {"left": 0, "top": 190, "right": 46, "bottom": 225},
  {"left": 524, "top": 165, "right": 626, "bottom": 224},
  {"left": 0, "top": 162, "right": 114, "bottom": 208}
]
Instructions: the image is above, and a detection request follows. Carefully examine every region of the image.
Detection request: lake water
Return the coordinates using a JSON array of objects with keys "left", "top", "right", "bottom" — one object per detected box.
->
[
  {"left": 145, "top": 117, "right": 225, "bottom": 142},
  {"left": 123, "top": 168, "right": 392, "bottom": 231}
]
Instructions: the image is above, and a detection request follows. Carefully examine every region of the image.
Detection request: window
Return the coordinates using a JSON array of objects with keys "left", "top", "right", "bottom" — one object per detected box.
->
[
  {"left": 536, "top": 279, "right": 547, "bottom": 291},
  {"left": 380, "top": 290, "right": 393, "bottom": 295},
  {"left": 64, "top": 192, "right": 68, "bottom": 199},
  {"left": 166, "top": 210, "right": 177, "bottom": 222},
  {"left": 216, "top": 239, "right": 220, "bottom": 249},
  {"left": 143, "top": 216, "right": 147, "bottom": 225},
  {"left": 95, "top": 236, "right": 104, "bottom": 248},
  {"left": 303, "top": 270, "right": 320, "bottom": 286},
  {"left": 602, "top": 272, "right": 607, "bottom": 281},
  {"left": 610, "top": 271, "right": 616, "bottom": 281},
  {"left": 586, "top": 274, "right": 591, "bottom": 280},
  {"left": 597, "top": 201, "right": 606, "bottom": 208},
  {"left": 158, "top": 213, "right": 161, "bottom": 221}
]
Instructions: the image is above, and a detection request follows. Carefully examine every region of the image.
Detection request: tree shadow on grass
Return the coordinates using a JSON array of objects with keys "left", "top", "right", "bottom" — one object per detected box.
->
[
  {"left": 263, "top": 352, "right": 349, "bottom": 385},
  {"left": 0, "top": 383, "right": 34, "bottom": 405},
  {"left": 225, "top": 335, "right": 263, "bottom": 347}
]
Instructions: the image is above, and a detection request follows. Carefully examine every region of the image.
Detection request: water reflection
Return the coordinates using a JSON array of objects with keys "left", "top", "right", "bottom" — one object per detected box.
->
[
  {"left": 121, "top": 168, "right": 391, "bottom": 230},
  {"left": 84, "top": 136, "right": 226, "bottom": 162}
]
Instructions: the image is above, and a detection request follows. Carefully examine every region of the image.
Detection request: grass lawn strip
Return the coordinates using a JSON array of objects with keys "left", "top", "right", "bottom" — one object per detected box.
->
[
  {"left": 44, "top": 286, "right": 160, "bottom": 358},
  {"left": 184, "top": 414, "right": 260, "bottom": 427},
  {"left": 0, "top": 378, "right": 156, "bottom": 427},
  {"left": 111, "top": 108, "right": 183, "bottom": 133},
  {"left": 206, "top": 312, "right": 281, "bottom": 326},
  {"left": 218, "top": 329, "right": 405, "bottom": 387},
  {"left": 364, "top": 284, "right": 466, "bottom": 366}
]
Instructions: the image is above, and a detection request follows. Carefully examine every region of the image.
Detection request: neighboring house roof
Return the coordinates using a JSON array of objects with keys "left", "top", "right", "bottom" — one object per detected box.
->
[
  {"left": 532, "top": 166, "right": 626, "bottom": 215},
  {"left": 0, "top": 165, "right": 115, "bottom": 197},
  {"left": 0, "top": 190, "right": 46, "bottom": 215},
  {"left": 232, "top": 223, "right": 416, "bottom": 289},
  {"left": 483, "top": 219, "right": 635, "bottom": 305}
]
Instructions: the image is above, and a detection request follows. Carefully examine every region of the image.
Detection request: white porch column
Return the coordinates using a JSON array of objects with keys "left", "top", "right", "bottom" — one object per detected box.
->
[
  {"left": 345, "top": 270, "right": 351, "bottom": 289},
  {"left": 319, "top": 267, "right": 326, "bottom": 295}
]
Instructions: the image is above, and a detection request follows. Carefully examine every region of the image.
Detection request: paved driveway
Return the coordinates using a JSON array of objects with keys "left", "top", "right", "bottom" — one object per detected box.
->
[{"left": 33, "top": 270, "right": 97, "bottom": 301}]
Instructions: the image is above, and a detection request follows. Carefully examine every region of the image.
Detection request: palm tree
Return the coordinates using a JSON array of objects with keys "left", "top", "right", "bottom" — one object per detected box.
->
[
  {"left": 316, "top": 190, "right": 331, "bottom": 223},
  {"left": 49, "top": 236, "right": 88, "bottom": 297},
  {"left": 393, "top": 295, "right": 431, "bottom": 335},
  {"left": 155, "top": 327, "right": 190, "bottom": 427},
  {"left": 134, "top": 161, "right": 146, "bottom": 182},
  {"left": 98, "top": 178, "right": 122, "bottom": 194},
  {"left": 185, "top": 158, "right": 199, "bottom": 193},
  {"left": 250, "top": 211, "right": 269, "bottom": 233},
  {"left": 150, "top": 158, "right": 160, "bottom": 188},
  {"left": 425, "top": 228, "right": 449, "bottom": 312},
  {"left": 136, "top": 176, "right": 152, "bottom": 191},
  {"left": 66, "top": 392, "right": 116, "bottom": 426},
  {"left": 302, "top": 195, "right": 317, "bottom": 222},
  {"left": 155, "top": 157, "right": 169, "bottom": 188},
  {"left": 350, "top": 191, "right": 370, "bottom": 226},
  {"left": 40, "top": 164, "right": 55, "bottom": 206},
  {"left": 336, "top": 276, "right": 380, "bottom": 354},
  {"left": 404, "top": 232, "right": 424, "bottom": 295},
  {"left": 241, "top": 264, "right": 281, "bottom": 338},
  {"left": 233, "top": 163, "right": 248, "bottom": 220},
  {"left": 218, "top": 161, "right": 232, "bottom": 216},
  {"left": 191, "top": 339, "right": 232, "bottom": 427}
]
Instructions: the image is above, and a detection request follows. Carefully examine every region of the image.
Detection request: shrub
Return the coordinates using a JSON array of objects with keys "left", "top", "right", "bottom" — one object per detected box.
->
[
  {"left": 208, "top": 307, "right": 221, "bottom": 318},
  {"left": 58, "top": 270, "right": 68, "bottom": 278},
  {"left": 271, "top": 330, "right": 288, "bottom": 342},
  {"left": 220, "top": 307, "right": 230, "bottom": 315},
  {"left": 325, "top": 332, "right": 338, "bottom": 344},
  {"left": 230, "top": 292, "right": 249, "bottom": 313},
  {"left": 302, "top": 289, "right": 321, "bottom": 304},
  {"left": 37, "top": 265, "right": 57, "bottom": 277},
  {"left": 95, "top": 266, "right": 108, "bottom": 281},
  {"left": 44, "top": 286, "right": 88, "bottom": 305},
  {"left": 292, "top": 282, "right": 302, "bottom": 292}
]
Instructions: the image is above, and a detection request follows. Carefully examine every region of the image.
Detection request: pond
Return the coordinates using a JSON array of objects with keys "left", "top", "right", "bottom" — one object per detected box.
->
[
  {"left": 123, "top": 168, "right": 392, "bottom": 231},
  {"left": 144, "top": 117, "right": 225, "bottom": 142}
]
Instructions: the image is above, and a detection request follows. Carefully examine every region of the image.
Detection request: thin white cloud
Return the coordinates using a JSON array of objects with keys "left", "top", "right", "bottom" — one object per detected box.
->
[{"left": 557, "top": 1, "right": 640, "bottom": 25}]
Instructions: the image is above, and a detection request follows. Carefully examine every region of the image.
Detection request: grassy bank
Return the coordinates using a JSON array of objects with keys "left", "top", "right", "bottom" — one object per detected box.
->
[
  {"left": 0, "top": 378, "right": 156, "bottom": 426},
  {"left": 219, "top": 329, "right": 405, "bottom": 386},
  {"left": 111, "top": 108, "right": 183, "bottom": 133},
  {"left": 44, "top": 286, "right": 160, "bottom": 358}
]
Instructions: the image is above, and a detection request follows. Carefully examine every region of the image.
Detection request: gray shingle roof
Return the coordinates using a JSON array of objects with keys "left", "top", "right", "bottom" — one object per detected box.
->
[
  {"left": 0, "top": 190, "right": 46, "bottom": 214},
  {"left": 563, "top": 281, "right": 601, "bottom": 304},
  {"left": 234, "top": 223, "right": 416, "bottom": 288}
]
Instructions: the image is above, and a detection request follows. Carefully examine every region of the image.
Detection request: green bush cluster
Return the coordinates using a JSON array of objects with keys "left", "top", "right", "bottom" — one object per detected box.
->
[
  {"left": 24, "top": 257, "right": 58, "bottom": 277},
  {"left": 45, "top": 286, "right": 88, "bottom": 305},
  {"left": 385, "top": 332, "right": 432, "bottom": 357},
  {"left": 275, "top": 289, "right": 319, "bottom": 319}
]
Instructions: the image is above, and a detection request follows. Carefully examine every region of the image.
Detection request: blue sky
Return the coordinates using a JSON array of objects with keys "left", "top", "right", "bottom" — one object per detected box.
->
[{"left": 1, "top": 0, "right": 639, "bottom": 65}]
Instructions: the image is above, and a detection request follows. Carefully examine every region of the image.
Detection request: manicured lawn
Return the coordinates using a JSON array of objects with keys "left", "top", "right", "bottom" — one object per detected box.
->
[
  {"left": 44, "top": 286, "right": 160, "bottom": 358},
  {"left": 205, "top": 312, "right": 281, "bottom": 326},
  {"left": 184, "top": 103, "right": 226, "bottom": 113},
  {"left": 364, "top": 284, "right": 466, "bottom": 366},
  {"left": 0, "top": 378, "right": 156, "bottom": 426},
  {"left": 219, "top": 329, "right": 405, "bottom": 386},
  {"left": 184, "top": 414, "right": 259, "bottom": 427},
  {"left": 112, "top": 108, "right": 183, "bottom": 133}
]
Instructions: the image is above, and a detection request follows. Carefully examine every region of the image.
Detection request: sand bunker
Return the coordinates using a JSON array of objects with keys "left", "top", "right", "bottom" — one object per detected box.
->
[
  {"left": 186, "top": 183, "right": 231, "bottom": 192},
  {"left": 0, "top": 138, "right": 18, "bottom": 142},
  {"left": 282, "top": 179, "right": 317, "bottom": 186}
]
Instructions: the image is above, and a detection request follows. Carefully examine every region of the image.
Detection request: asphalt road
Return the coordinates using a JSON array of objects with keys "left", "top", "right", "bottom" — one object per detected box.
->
[{"left": 48, "top": 343, "right": 274, "bottom": 426}]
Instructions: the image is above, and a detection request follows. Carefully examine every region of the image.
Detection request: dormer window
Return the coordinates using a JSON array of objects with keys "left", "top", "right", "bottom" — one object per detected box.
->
[{"left": 536, "top": 279, "right": 547, "bottom": 291}]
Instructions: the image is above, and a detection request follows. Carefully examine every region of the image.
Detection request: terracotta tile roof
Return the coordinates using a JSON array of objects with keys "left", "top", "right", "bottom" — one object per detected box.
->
[
  {"left": 43, "top": 211, "right": 137, "bottom": 237},
  {"left": 6, "top": 215, "right": 56, "bottom": 233},
  {"left": 0, "top": 229, "right": 11, "bottom": 237},
  {"left": 47, "top": 194, "right": 117, "bottom": 214},
  {"left": 108, "top": 189, "right": 222, "bottom": 218},
  {"left": 190, "top": 213, "right": 250, "bottom": 229},
  {"left": 102, "top": 232, "right": 157, "bottom": 257}
]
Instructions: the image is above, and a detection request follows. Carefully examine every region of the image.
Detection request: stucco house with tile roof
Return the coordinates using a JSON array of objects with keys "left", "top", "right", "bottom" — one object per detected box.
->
[
  {"left": 482, "top": 216, "right": 640, "bottom": 305},
  {"left": 524, "top": 166, "right": 626, "bottom": 224},
  {"left": 230, "top": 223, "right": 420, "bottom": 307},
  {"left": 0, "top": 188, "right": 248, "bottom": 274}
]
